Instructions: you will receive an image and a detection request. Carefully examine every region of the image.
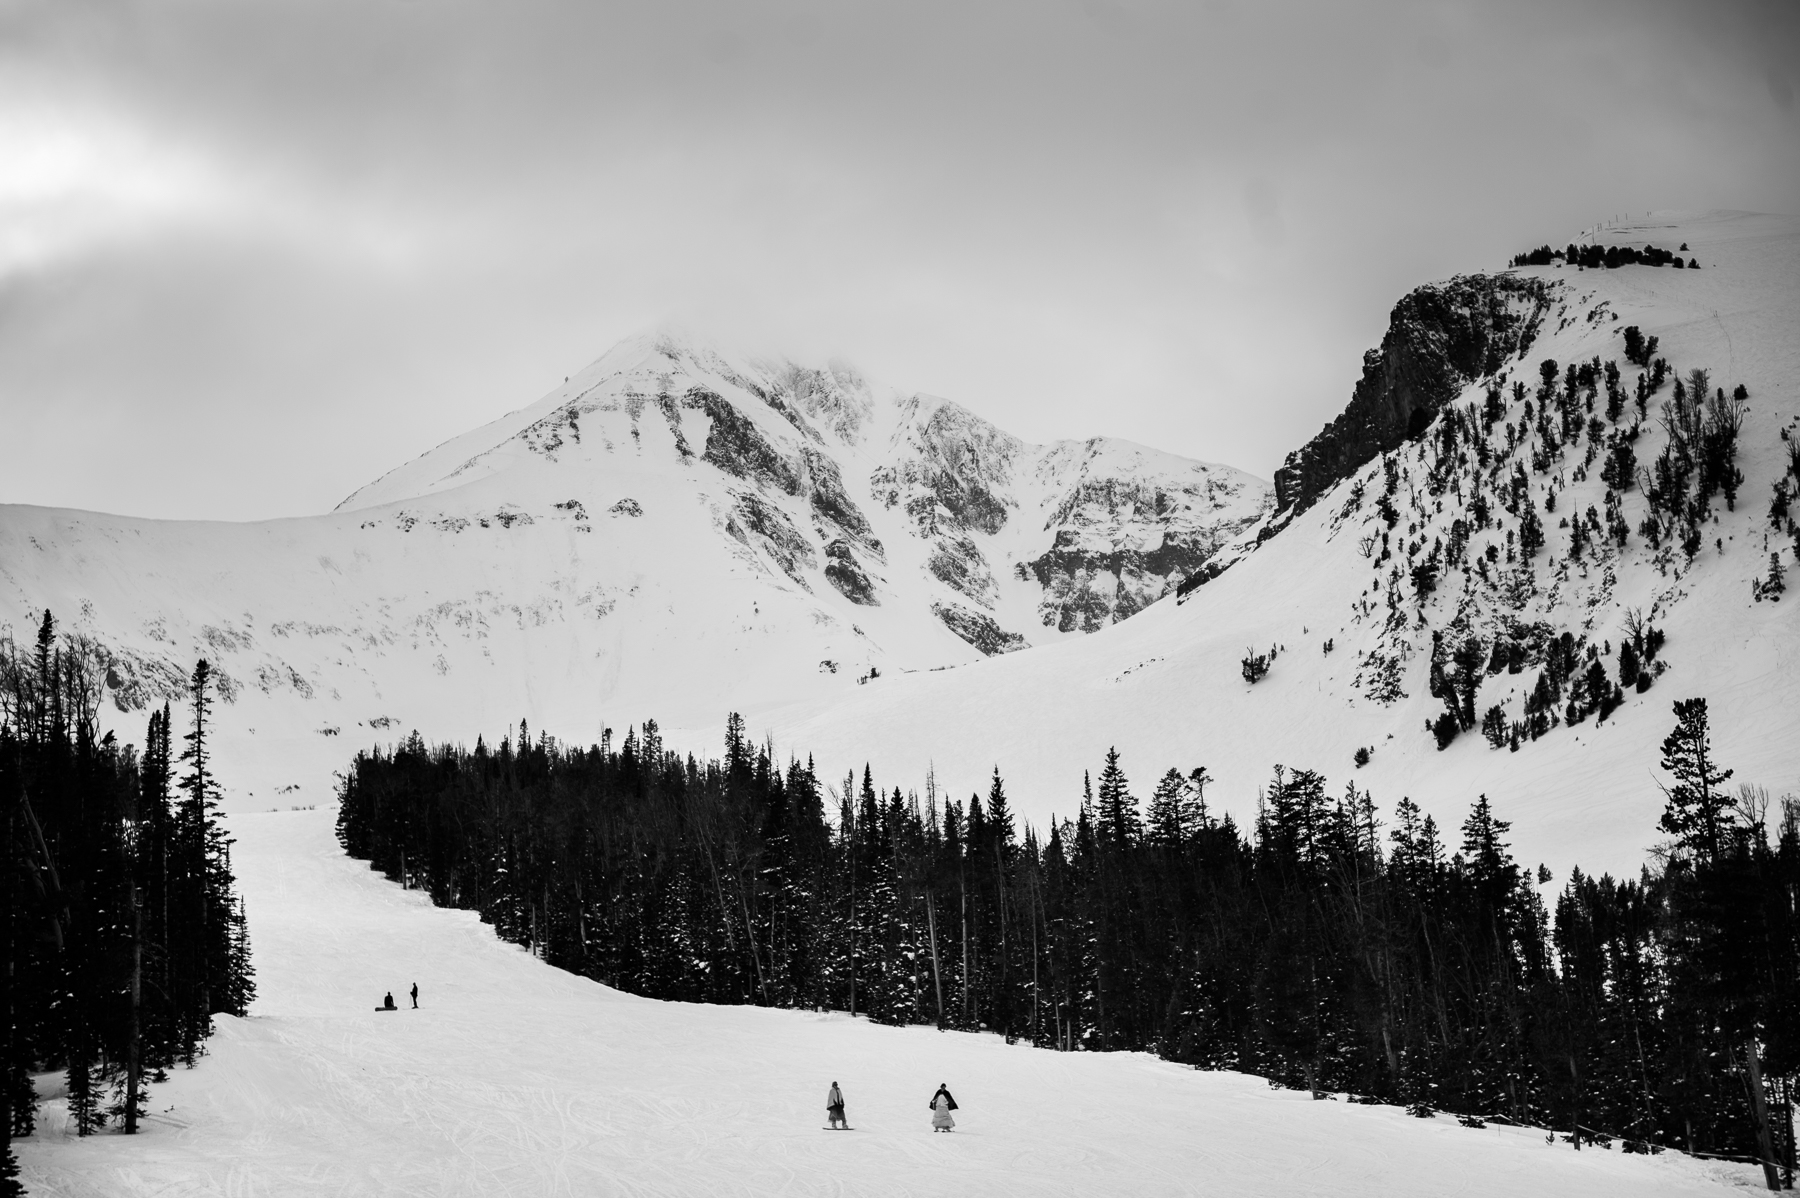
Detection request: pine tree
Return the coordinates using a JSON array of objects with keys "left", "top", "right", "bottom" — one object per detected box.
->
[
  {"left": 985, "top": 768, "right": 1015, "bottom": 865},
  {"left": 1657, "top": 698, "right": 1735, "bottom": 862},
  {"left": 1147, "top": 768, "right": 1189, "bottom": 848},
  {"left": 1094, "top": 748, "right": 1139, "bottom": 845},
  {"left": 1460, "top": 794, "right": 1518, "bottom": 917},
  {"left": 65, "top": 1049, "right": 103, "bottom": 1136},
  {"left": 177, "top": 660, "right": 219, "bottom": 1037},
  {"left": 1520, "top": 502, "right": 1545, "bottom": 557},
  {"left": 1186, "top": 767, "right": 1213, "bottom": 831}
]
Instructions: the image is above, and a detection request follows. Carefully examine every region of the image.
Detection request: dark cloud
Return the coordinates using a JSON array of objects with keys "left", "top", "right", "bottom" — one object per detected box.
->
[{"left": 2, "top": 0, "right": 1796, "bottom": 518}]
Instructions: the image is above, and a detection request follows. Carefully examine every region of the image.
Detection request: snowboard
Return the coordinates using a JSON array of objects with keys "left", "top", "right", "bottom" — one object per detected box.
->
[{"left": 822, "top": 1126, "right": 855, "bottom": 1131}]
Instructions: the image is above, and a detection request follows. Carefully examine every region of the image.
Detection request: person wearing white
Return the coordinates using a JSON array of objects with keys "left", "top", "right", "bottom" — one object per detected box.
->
[{"left": 929, "top": 1083, "right": 957, "bottom": 1132}]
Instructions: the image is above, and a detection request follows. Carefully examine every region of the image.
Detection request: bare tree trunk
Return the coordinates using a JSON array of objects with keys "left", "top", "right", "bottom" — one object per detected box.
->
[
  {"left": 1031, "top": 891, "right": 1040, "bottom": 1044},
  {"left": 1570, "top": 1053, "right": 1581, "bottom": 1150},
  {"left": 1778, "top": 1072, "right": 1792, "bottom": 1187},
  {"left": 575, "top": 878, "right": 587, "bottom": 964},
  {"left": 125, "top": 883, "right": 143, "bottom": 1134},
  {"left": 925, "top": 888, "right": 944, "bottom": 1029},
  {"left": 960, "top": 873, "right": 970, "bottom": 1025},
  {"left": 20, "top": 792, "right": 66, "bottom": 950},
  {"left": 848, "top": 818, "right": 857, "bottom": 1019},
  {"left": 1742, "top": 1041, "right": 1781, "bottom": 1190},
  {"left": 738, "top": 886, "right": 770, "bottom": 1005}
]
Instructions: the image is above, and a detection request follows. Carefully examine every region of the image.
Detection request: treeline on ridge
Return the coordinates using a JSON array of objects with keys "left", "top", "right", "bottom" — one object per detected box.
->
[
  {"left": 1511, "top": 242, "right": 1698, "bottom": 270},
  {"left": 3, "top": 611, "right": 254, "bottom": 1195},
  {"left": 335, "top": 704, "right": 1798, "bottom": 1182}
]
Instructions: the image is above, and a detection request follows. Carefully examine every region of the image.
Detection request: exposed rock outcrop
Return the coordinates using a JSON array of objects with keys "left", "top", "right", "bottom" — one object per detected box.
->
[
  {"left": 800, "top": 447, "right": 880, "bottom": 556},
  {"left": 693, "top": 385, "right": 881, "bottom": 558},
  {"left": 872, "top": 397, "right": 1020, "bottom": 539},
  {"left": 931, "top": 601, "right": 1027, "bottom": 656},
  {"left": 693, "top": 387, "right": 804, "bottom": 494},
  {"left": 1272, "top": 274, "right": 1552, "bottom": 515},
  {"left": 734, "top": 492, "right": 816, "bottom": 587},
  {"left": 1027, "top": 443, "right": 1271, "bottom": 630},
  {"left": 927, "top": 535, "right": 996, "bottom": 606},
  {"left": 823, "top": 539, "right": 878, "bottom": 605}
]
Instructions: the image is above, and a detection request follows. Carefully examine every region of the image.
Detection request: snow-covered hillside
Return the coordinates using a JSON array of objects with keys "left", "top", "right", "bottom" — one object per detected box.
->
[
  {"left": 0, "top": 334, "right": 1266, "bottom": 807},
  {"left": 3, "top": 212, "right": 1792, "bottom": 882},
  {"left": 14, "top": 809, "right": 1761, "bottom": 1196},
  {"left": 759, "top": 211, "right": 1800, "bottom": 881}
]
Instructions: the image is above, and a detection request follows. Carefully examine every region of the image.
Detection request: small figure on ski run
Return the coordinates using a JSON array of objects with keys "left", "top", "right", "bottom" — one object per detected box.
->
[
  {"left": 826, "top": 1082, "right": 847, "bottom": 1130},
  {"left": 410, "top": 983, "right": 419, "bottom": 1009},
  {"left": 380, "top": 992, "right": 396, "bottom": 1011},
  {"left": 929, "top": 1083, "right": 957, "bottom": 1132}
]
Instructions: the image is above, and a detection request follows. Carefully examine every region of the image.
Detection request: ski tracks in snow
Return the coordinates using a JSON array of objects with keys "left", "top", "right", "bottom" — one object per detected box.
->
[{"left": 19, "top": 810, "right": 1766, "bottom": 1197}]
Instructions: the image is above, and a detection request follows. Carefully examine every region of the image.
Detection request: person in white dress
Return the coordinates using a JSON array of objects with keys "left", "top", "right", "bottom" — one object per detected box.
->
[{"left": 929, "top": 1083, "right": 957, "bottom": 1132}]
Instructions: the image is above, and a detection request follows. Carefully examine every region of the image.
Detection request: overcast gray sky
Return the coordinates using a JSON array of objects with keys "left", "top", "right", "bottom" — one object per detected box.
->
[{"left": 2, "top": 0, "right": 1796, "bottom": 520}]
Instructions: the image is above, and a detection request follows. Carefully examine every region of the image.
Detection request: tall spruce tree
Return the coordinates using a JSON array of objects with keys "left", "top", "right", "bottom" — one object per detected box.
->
[
  {"left": 1658, "top": 698, "right": 1735, "bottom": 863},
  {"left": 1095, "top": 748, "right": 1139, "bottom": 846}
]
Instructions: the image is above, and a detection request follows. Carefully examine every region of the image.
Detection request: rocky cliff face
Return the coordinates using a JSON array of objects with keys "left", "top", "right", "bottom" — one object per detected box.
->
[
  {"left": 335, "top": 334, "right": 1270, "bottom": 661},
  {"left": 1273, "top": 274, "right": 1551, "bottom": 515},
  {"left": 871, "top": 398, "right": 1272, "bottom": 646},
  {"left": 870, "top": 396, "right": 1023, "bottom": 622},
  {"left": 1022, "top": 442, "right": 1269, "bottom": 631}
]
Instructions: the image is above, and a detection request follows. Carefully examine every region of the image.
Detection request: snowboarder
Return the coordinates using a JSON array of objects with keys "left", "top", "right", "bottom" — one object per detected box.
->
[
  {"left": 379, "top": 991, "right": 396, "bottom": 1011},
  {"left": 929, "top": 1083, "right": 957, "bottom": 1132},
  {"left": 410, "top": 983, "right": 418, "bottom": 1009},
  {"left": 826, "top": 1081, "right": 847, "bottom": 1130}
]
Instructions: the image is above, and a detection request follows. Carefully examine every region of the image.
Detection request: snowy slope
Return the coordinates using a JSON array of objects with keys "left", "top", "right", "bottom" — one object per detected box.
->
[
  {"left": 15, "top": 809, "right": 1761, "bottom": 1196},
  {"left": 758, "top": 211, "right": 1800, "bottom": 882},
  {"left": 0, "top": 333, "right": 1266, "bottom": 810}
]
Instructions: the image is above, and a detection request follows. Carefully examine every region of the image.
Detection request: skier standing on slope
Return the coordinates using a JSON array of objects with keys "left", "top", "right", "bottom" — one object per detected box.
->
[
  {"left": 826, "top": 1082, "right": 847, "bottom": 1130},
  {"left": 929, "top": 1083, "right": 957, "bottom": 1132},
  {"left": 410, "top": 983, "right": 418, "bottom": 1009}
]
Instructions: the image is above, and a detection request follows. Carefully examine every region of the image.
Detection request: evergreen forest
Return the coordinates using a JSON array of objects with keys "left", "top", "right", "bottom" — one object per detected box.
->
[
  {"left": 335, "top": 705, "right": 1799, "bottom": 1186},
  {"left": 2, "top": 612, "right": 255, "bottom": 1195}
]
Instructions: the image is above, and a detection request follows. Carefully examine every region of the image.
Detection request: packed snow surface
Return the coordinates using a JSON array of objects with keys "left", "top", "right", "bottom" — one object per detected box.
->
[{"left": 16, "top": 810, "right": 1762, "bottom": 1196}]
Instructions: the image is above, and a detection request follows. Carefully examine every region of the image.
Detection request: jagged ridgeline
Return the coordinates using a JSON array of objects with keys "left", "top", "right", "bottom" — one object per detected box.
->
[
  {"left": 335, "top": 705, "right": 1799, "bottom": 1173},
  {"left": 3, "top": 611, "right": 254, "bottom": 1175}
]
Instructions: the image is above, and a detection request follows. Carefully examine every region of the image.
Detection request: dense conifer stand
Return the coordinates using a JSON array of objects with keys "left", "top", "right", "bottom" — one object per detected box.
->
[
  {"left": 3, "top": 613, "right": 254, "bottom": 1195},
  {"left": 336, "top": 703, "right": 1797, "bottom": 1183}
]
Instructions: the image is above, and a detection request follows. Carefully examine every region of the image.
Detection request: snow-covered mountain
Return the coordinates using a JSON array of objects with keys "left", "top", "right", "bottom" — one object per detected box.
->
[
  {"left": 5, "top": 212, "right": 1792, "bottom": 883},
  {"left": 760, "top": 211, "right": 1800, "bottom": 881},
  {"left": 0, "top": 332, "right": 1267, "bottom": 803}
]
